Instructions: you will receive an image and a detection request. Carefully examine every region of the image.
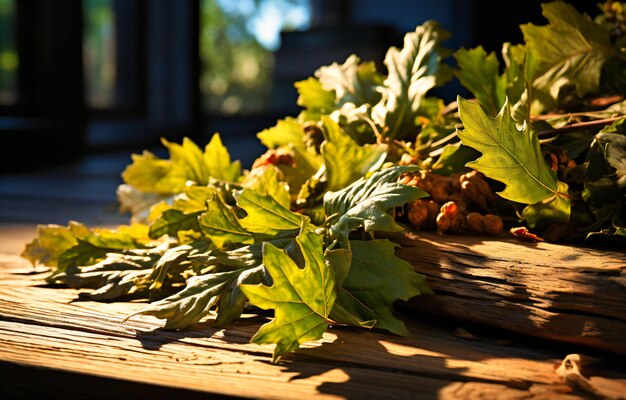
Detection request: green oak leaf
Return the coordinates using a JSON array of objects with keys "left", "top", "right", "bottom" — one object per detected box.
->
[
  {"left": 133, "top": 266, "right": 265, "bottom": 329},
  {"left": 199, "top": 188, "right": 306, "bottom": 249},
  {"left": 198, "top": 194, "right": 254, "bottom": 248},
  {"left": 129, "top": 242, "right": 269, "bottom": 328},
  {"left": 243, "top": 166, "right": 291, "bottom": 209},
  {"left": 161, "top": 137, "right": 208, "bottom": 186},
  {"left": 583, "top": 120, "right": 626, "bottom": 210},
  {"left": 235, "top": 189, "right": 305, "bottom": 238},
  {"left": 295, "top": 77, "right": 336, "bottom": 121},
  {"left": 121, "top": 151, "right": 186, "bottom": 195},
  {"left": 455, "top": 44, "right": 529, "bottom": 122},
  {"left": 172, "top": 186, "right": 215, "bottom": 212},
  {"left": 331, "top": 240, "right": 431, "bottom": 335},
  {"left": 320, "top": 116, "right": 387, "bottom": 191},
  {"left": 595, "top": 129, "right": 626, "bottom": 187},
  {"left": 431, "top": 143, "right": 479, "bottom": 176},
  {"left": 65, "top": 265, "right": 153, "bottom": 301},
  {"left": 522, "top": 181, "right": 571, "bottom": 228},
  {"left": 240, "top": 228, "right": 335, "bottom": 362},
  {"left": 149, "top": 209, "right": 202, "bottom": 240},
  {"left": 316, "top": 55, "right": 383, "bottom": 107},
  {"left": 214, "top": 265, "right": 267, "bottom": 326},
  {"left": 57, "top": 240, "right": 112, "bottom": 271},
  {"left": 149, "top": 241, "right": 212, "bottom": 290},
  {"left": 61, "top": 247, "right": 164, "bottom": 300},
  {"left": 132, "top": 269, "right": 244, "bottom": 328},
  {"left": 457, "top": 96, "right": 566, "bottom": 205},
  {"left": 324, "top": 166, "right": 428, "bottom": 243},
  {"left": 163, "top": 134, "right": 241, "bottom": 185},
  {"left": 202, "top": 133, "right": 242, "bottom": 182},
  {"left": 257, "top": 117, "right": 304, "bottom": 150},
  {"left": 22, "top": 222, "right": 86, "bottom": 267},
  {"left": 331, "top": 103, "right": 378, "bottom": 145},
  {"left": 454, "top": 46, "right": 506, "bottom": 117},
  {"left": 23, "top": 222, "right": 151, "bottom": 275},
  {"left": 585, "top": 197, "right": 626, "bottom": 241},
  {"left": 521, "top": 1, "right": 614, "bottom": 113},
  {"left": 146, "top": 186, "right": 216, "bottom": 241},
  {"left": 502, "top": 43, "right": 526, "bottom": 114},
  {"left": 122, "top": 134, "right": 241, "bottom": 196},
  {"left": 372, "top": 21, "right": 453, "bottom": 140}
]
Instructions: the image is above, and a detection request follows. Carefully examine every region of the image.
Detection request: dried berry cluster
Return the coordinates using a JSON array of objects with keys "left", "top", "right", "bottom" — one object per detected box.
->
[{"left": 399, "top": 170, "right": 504, "bottom": 236}]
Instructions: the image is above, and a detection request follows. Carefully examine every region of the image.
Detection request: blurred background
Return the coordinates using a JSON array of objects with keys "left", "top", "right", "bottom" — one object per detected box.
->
[{"left": 0, "top": 0, "right": 597, "bottom": 171}]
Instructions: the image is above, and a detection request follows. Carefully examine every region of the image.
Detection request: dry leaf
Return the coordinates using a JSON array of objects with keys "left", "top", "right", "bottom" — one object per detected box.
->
[
  {"left": 510, "top": 226, "right": 544, "bottom": 242},
  {"left": 555, "top": 354, "right": 626, "bottom": 399}
]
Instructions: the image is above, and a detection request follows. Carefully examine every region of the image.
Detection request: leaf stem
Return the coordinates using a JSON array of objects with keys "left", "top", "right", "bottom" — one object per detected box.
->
[{"left": 536, "top": 116, "right": 622, "bottom": 138}]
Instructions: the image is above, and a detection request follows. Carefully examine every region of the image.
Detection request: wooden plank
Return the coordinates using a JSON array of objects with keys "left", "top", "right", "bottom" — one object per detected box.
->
[
  {"left": 1, "top": 253, "right": 625, "bottom": 399},
  {"left": 393, "top": 232, "right": 626, "bottom": 354}
]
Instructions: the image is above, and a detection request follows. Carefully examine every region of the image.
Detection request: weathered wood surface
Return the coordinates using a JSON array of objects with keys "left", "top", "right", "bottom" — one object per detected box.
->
[
  {"left": 394, "top": 232, "right": 626, "bottom": 355},
  {"left": 1, "top": 158, "right": 625, "bottom": 399},
  {"left": 1, "top": 251, "right": 625, "bottom": 399}
]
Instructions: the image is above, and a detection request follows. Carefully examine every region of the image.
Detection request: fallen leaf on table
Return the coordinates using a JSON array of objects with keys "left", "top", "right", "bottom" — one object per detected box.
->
[
  {"left": 555, "top": 354, "right": 626, "bottom": 399},
  {"left": 510, "top": 226, "right": 544, "bottom": 242}
]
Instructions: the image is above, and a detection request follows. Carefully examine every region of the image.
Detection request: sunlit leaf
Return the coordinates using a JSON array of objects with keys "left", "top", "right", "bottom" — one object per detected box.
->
[
  {"left": 241, "top": 228, "right": 335, "bottom": 362},
  {"left": 257, "top": 117, "right": 304, "bottom": 149},
  {"left": 521, "top": 1, "right": 614, "bottom": 113},
  {"left": 331, "top": 240, "right": 431, "bottom": 335},
  {"left": 324, "top": 166, "right": 427, "bottom": 242},
  {"left": 295, "top": 77, "right": 336, "bottom": 121},
  {"left": 317, "top": 54, "right": 383, "bottom": 107},
  {"left": 454, "top": 46, "right": 506, "bottom": 116},
  {"left": 321, "top": 116, "right": 387, "bottom": 191},
  {"left": 457, "top": 97, "right": 564, "bottom": 204},
  {"left": 373, "top": 21, "right": 453, "bottom": 140},
  {"left": 198, "top": 194, "right": 254, "bottom": 248}
]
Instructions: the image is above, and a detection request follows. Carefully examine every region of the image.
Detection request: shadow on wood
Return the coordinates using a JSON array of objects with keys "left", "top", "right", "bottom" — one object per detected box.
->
[{"left": 393, "top": 231, "right": 626, "bottom": 355}]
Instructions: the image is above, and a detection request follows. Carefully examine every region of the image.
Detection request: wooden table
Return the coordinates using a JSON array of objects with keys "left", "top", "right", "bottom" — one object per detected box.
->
[{"left": 1, "top": 154, "right": 625, "bottom": 399}]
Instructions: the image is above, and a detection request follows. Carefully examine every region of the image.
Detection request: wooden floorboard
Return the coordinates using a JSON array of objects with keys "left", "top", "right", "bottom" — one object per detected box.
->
[
  {"left": 1, "top": 253, "right": 625, "bottom": 399},
  {"left": 0, "top": 252, "right": 588, "bottom": 398}
]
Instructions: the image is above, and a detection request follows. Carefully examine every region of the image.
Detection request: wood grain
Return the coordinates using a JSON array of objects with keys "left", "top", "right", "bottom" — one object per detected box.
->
[
  {"left": 393, "top": 232, "right": 626, "bottom": 354},
  {"left": 2, "top": 253, "right": 624, "bottom": 399}
]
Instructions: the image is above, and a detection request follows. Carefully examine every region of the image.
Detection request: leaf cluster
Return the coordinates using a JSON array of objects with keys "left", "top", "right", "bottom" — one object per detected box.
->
[{"left": 22, "top": 1, "right": 626, "bottom": 363}]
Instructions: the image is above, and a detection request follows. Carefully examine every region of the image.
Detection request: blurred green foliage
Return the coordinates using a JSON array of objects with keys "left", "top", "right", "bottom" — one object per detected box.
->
[
  {"left": 0, "top": 0, "right": 17, "bottom": 105},
  {"left": 83, "top": 0, "right": 116, "bottom": 108},
  {"left": 200, "top": 0, "right": 310, "bottom": 115}
]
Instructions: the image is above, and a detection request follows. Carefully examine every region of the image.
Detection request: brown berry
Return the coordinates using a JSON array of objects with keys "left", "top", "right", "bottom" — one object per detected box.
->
[
  {"left": 466, "top": 212, "right": 484, "bottom": 233},
  {"left": 425, "top": 200, "right": 440, "bottom": 225},
  {"left": 450, "top": 215, "right": 463, "bottom": 232},
  {"left": 436, "top": 213, "right": 451, "bottom": 235},
  {"left": 440, "top": 201, "right": 459, "bottom": 219},
  {"left": 408, "top": 203, "right": 429, "bottom": 228},
  {"left": 483, "top": 214, "right": 503, "bottom": 234},
  {"left": 430, "top": 184, "right": 449, "bottom": 203}
]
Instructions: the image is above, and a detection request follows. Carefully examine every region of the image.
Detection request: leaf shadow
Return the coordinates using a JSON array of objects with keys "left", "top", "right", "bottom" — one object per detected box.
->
[
  {"left": 395, "top": 230, "right": 626, "bottom": 358},
  {"left": 134, "top": 312, "right": 269, "bottom": 351},
  {"left": 277, "top": 319, "right": 558, "bottom": 399},
  {"left": 26, "top": 229, "right": 623, "bottom": 398}
]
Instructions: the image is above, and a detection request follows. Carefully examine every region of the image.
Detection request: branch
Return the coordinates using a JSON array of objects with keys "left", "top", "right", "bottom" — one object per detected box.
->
[{"left": 536, "top": 116, "right": 622, "bottom": 138}]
